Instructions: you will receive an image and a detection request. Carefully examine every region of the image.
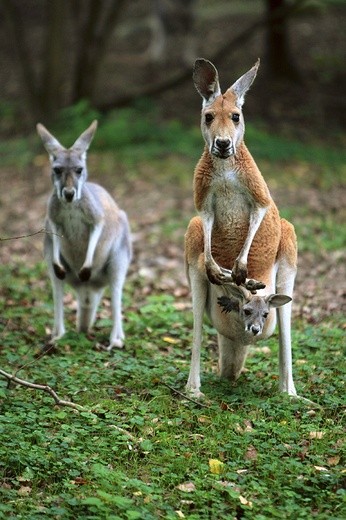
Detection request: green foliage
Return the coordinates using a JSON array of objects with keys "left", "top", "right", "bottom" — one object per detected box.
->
[
  {"left": 0, "top": 99, "right": 345, "bottom": 518},
  {"left": 0, "top": 263, "right": 345, "bottom": 519},
  {"left": 1, "top": 100, "right": 345, "bottom": 187}
]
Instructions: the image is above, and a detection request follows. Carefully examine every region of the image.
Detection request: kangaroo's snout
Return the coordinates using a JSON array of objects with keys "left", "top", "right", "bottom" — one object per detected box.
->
[
  {"left": 62, "top": 187, "right": 76, "bottom": 202},
  {"left": 212, "top": 138, "right": 232, "bottom": 158},
  {"left": 251, "top": 325, "right": 260, "bottom": 336}
]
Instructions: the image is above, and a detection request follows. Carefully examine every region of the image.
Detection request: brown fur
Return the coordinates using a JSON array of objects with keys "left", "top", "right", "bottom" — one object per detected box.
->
[{"left": 185, "top": 59, "right": 299, "bottom": 398}]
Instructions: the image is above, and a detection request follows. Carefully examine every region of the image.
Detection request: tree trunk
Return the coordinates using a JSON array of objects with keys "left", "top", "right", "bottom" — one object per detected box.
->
[
  {"left": 71, "top": 0, "right": 126, "bottom": 103},
  {"left": 1, "top": 0, "right": 40, "bottom": 119},
  {"left": 266, "top": 0, "right": 300, "bottom": 80},
  {"left": 42, "top": 0, "right": 66, "bottom": 116}
]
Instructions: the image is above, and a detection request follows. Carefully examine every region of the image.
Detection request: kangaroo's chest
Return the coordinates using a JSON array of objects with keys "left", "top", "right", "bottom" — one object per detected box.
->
[
  {"left": 52, "top": 203, "right": 88, "bottom": 236},
  {"left": 211, "top": 169, "right": 252, "bottom": 226}
]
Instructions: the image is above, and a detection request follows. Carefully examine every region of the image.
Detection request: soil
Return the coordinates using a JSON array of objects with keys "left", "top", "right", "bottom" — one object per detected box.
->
[
  {"left": 0, "top": 2, "right": 345, "bottom": 325},
  {"left": 0, "top": 159, "right": 345, "bottom": 325}
]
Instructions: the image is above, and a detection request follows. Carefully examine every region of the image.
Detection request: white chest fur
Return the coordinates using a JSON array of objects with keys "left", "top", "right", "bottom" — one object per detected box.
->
[{"left": 211, "top": 167, "right": 252, "bottom": 220}]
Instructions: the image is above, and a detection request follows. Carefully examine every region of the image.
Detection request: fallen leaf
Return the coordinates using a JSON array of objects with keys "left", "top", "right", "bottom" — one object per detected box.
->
[
  {"left": 209, "top": 459, "right": 225, "bottom": 475},
  {"left": 239, "top": 495, "right": 253, "bottom": 507},
  {"left": 198, "top": 415, "right": 211, "bottom": 424},
  {"left": 177, "top": 482, "right": 196, "bottom": 493},
  {"left": 245, "top": 446, "right": 258, "bottom": 460},
  {"left": 163, "top": 336, "right": 180, "bottom": 344},
  {"left": 71, "top": 477, "right": 88, "bottom": 485},
  {"left": 296, "top": 359, "right": 307, "bottom": 365},
  {"left": 309, "top": 431, "right": 325, "bottom": 439},
  {"left": 176, "top": 511, "right": 185, "bottom": 518},
  {"left": 314, "top": 466, "right": 328, "bottom": 472},
  {"left": 18, "top": 486, "right": 32, "bottom": 496},
  {"left": 327, "top": 455, "right": 340, "bottom": 466}
]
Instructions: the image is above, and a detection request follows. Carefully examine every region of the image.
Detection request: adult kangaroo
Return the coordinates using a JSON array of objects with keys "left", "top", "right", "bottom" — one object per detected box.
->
[
  {"left": 185, "top": 59, "right": 298, "bottom": 398},
  {"left": 37, "top": 121, "right": 132, "bottom": 350}
]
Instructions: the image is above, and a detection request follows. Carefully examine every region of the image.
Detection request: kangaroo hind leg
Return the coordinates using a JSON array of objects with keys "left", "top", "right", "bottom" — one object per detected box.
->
[
  {"left": 218, "top": 333, "right": 249, "bottom": 382},
  {"left": 276, "top": 219, "right": 297, "bottom": 396},
  {"left": 77, "top": 287, "right": 104, "bottom": 333}
]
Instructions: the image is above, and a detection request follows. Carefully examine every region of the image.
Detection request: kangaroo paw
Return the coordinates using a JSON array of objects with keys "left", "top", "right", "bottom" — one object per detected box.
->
[
  {"left": 79, "top": 266, "right": 91, "bottom": 282},
  {"left": 244, "top": 278, "right": 266, "bottom": 293},
  {"left": 53, "top": 263, "right": 66, "bottom": 280}
]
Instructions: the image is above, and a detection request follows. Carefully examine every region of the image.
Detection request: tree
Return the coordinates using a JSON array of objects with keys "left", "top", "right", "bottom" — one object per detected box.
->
[
  {"left": 265, "top": 0, "right": 301, "bottom": 80},
  {"left": 0, "top": 0, "right": 126, "bottom": 120}
]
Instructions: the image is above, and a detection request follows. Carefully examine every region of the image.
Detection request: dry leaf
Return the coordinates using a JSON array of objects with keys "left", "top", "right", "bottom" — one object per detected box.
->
[
  {"left": 314, "top": 466, "right": 328, "bottom": 472},
  {"left": 176, "top": 511, "right": 185, "bottom": 519},
  {"left": 327, "top": 455, "right": 340, "bottom": 466},
  {"left": 239, "top": 495, "right": 253, "bottom": 508},
  {"left": 309, "top": 431, "right": 325, "bottom": 439},
  {"left": 18, "top": 486, "right": 32, "bottom": 496},
  {"left": 245, "top": 446, "right": 258, "bottom": 460},
  {"left": 177, "top": 482, "right": 196, "bottom": 493},
  {"left": 163, "top": 336, "right": 180, "bottom": 344},
  {"left": 198, "top": 415, "right": 211, "bottom": 424},
  {"left": 209, "top": 459, "right": 225, "bottom": 475}
]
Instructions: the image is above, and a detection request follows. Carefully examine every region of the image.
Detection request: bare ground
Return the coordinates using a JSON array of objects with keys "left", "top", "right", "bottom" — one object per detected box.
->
[{"left": 0, "top": 159, "right": 345, "bottom": 325}]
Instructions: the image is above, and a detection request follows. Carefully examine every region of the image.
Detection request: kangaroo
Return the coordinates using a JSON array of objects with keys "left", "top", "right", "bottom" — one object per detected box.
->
[
  {"left": 185, "top": 59, "right": 298, "bottom": 398},
  {"left": 216, "top": 284, "right": 291, "bottom": 381},
  {"left": 37, "top": 121, "right": 132, "bottom": 350}
]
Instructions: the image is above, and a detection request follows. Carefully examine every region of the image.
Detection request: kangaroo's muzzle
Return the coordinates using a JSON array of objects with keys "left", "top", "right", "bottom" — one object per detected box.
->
[
  {"left": 62, "top": 187, "right": 76, "bottom": 202},
  {"left": 211, "top": 138, "right": 233, "bottom": 159}
]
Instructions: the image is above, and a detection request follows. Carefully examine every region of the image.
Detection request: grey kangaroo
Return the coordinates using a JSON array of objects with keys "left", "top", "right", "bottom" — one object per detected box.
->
[{"left": 37, "top": 120, "right": 132, "bottom": 350}]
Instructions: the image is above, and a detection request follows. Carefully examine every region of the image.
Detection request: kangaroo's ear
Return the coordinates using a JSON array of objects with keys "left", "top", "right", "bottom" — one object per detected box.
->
[
  {"left": 71, "top": 120, "right": 98, "bottom": 153},
  {"left": 266, "top": 294, "right": 292, "bottom": 308},
  {"left": 224, "top": 283, "right": 249, "bottom": 303},
  {"left": 217, "top": 296, "right": 240, "bottom": 314},
  {"left": 36, "top": 123, "right": 65, "bottom": 156},
  {"left": 193, "top": 58, "right": 221, "bottom": 106},
  {"left": 227, "top": 59, "right": 260, "bottom": 108}
]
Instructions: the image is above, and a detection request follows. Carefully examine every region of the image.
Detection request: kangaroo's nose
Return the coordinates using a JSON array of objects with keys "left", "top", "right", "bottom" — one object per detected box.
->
[
  {"left": 251, "top": 325, "right": 260, "bottom": 336},
  {"left": 63, "top": 188, "right": 75, "bottom": 202},
  {"left": 216, "top": 138, "right": 231, "bottom": 150}
]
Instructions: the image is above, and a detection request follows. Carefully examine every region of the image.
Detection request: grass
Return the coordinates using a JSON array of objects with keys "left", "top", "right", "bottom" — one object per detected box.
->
[
  {"left": 0, "top": 102, "right": 345, "bottom": 518},
  {"left": 0, "top": 262, "right": 345, "bottom": 520}
]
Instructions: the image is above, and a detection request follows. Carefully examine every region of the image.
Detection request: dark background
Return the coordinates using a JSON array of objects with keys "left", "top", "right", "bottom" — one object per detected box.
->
[{"left": 0, "top": 0, "right": 345, "bottom": 141}]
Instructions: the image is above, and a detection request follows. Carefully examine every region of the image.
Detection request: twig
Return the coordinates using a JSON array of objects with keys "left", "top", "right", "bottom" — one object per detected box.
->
[
  {"left": 0, "top": 228, "right": 46, "bottom": 241},
  {"left": 0, "top": 368, "right": 136, "bottom": 438},
  {"left": 0, "top": 368, "right": 84, "bottom": 410},
  {"left": 0, "top": 228, "right": 63, "bottom": 242},
  {"left": 160, "top": 381, "right": 210, "bottom": 408}
]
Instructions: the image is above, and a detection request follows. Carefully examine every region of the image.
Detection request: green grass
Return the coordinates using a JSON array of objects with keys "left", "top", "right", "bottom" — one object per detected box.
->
[
  {"left": 1, "top": 100, "right": 345, "bottom": 186},
  {"left": 0, "top": 102, "right": 345, "bottom": 518},
  {"left": 0, "top": 263, "right": 345, "bottom": 519}
]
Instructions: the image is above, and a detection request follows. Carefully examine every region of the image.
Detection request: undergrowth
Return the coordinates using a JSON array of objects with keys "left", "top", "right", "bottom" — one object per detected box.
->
[
  {"left": 0, "top": 100, "right": 345, "bottom": 189},
  {"left": 0, "top": 101, "right": 345, "bottom": 519},
  {"left": 0, "top": 263, "right": 345, "bottom": 519}
]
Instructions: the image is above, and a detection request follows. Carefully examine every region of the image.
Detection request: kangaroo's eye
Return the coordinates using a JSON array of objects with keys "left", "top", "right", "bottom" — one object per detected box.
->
[
  {"left": 75, "top": 167, "right": 83, "bottom": 175},
  {"left": 231, "top": 113, "right": 240, "bottom": 123},
  {"left": 53, "top": 167, "right": 63, "bottom": 175},
  {"left": 263, "top": 312, "right": 269, "bottom": 319},
  {"left": 205, "top": 113, "right": 214, "bottom": 124},
  {"left": 244, "top": 309, "right": 251, "bottom": 316}
]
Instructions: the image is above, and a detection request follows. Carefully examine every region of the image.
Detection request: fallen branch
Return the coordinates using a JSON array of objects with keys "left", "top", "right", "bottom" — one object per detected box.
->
[
  {"left": 160, "top": 380, "right": 210, "bottom": 409},
  {"left": 0, "top": 368, "right": 136, "bottom": 438},
  {"left": 0, "top": 368, "right": 84, "bottom": 410}
]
